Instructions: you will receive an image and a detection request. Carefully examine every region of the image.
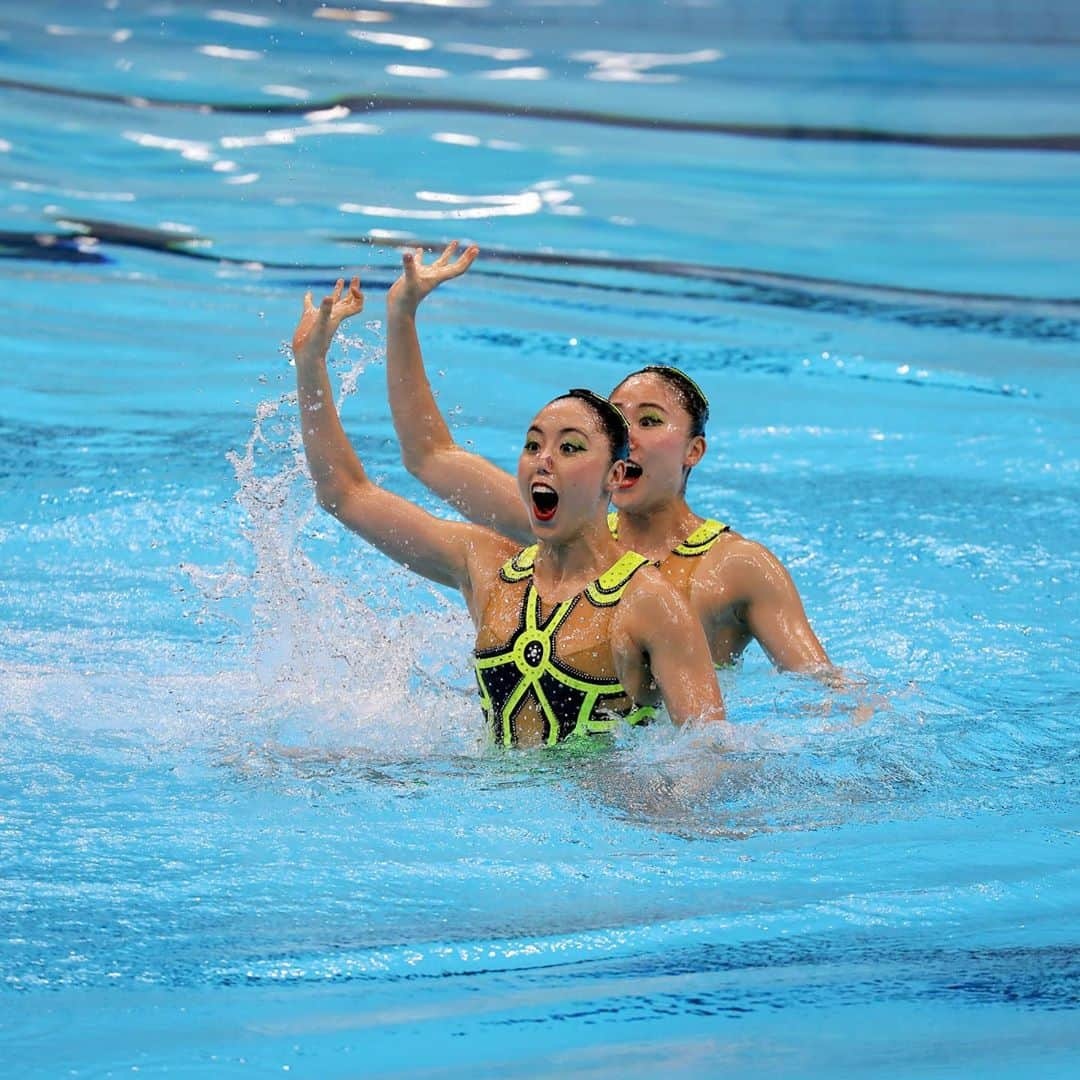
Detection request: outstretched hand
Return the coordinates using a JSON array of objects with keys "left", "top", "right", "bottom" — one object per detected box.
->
[
  {"left": 387, "top": 241, "right": 479, "bottom": 313},
  {"left": 292, "top": 276, "right": 364, "bottom": 363}
]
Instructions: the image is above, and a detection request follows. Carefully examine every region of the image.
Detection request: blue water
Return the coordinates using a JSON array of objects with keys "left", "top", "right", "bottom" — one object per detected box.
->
[{"left": 2, "top": 2, "right": 1078, "bottom": 1076}]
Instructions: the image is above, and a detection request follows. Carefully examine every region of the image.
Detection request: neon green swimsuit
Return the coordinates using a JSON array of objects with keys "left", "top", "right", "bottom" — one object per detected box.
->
[{"left": 474, "top": 546, "right": 657, "bottom": 747}]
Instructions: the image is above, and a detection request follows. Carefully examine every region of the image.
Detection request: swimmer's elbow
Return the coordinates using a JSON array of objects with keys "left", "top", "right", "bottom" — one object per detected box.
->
[
  {"left": 677, "top": 698, "right": 726, "bottom": 729},
  {"left": 313, "top": 474, "right": 367, "bottom": 520},
  {"left": 315, "top": 486, "right": 352, "bottom": 523},
  {"left": 664, "top": 677, "right": 727, "bottom": 731},
  {"left": 402, "top": 441, "right": 460, "bottom": 492},
  {"left": 314, "top": 487, "right": 343, "bottom": 515},
  {"left": 698, "top": 703, "right": 727, "bottom": 728},
  {"left": 780, "top": 656, "right": 840, "bottom": 685},
  {"left": 400, "top": 441, "right": 433, "bottom": 479},
  {"left": 668, "top": 701, "right": 730, "bottom": 751}
]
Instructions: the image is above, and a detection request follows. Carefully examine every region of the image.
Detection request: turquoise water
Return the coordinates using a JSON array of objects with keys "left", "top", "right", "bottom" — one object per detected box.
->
[{"left": 2, "top": 2, "right": 1078, "bottom": 1076}]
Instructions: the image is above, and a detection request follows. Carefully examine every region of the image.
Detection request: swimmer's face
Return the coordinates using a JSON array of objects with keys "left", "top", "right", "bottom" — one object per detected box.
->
[
  {"left": 609, "top": 372, "right": 705, "bottom": 511},
  {"left": 517, "top": 398, "right": 625, "bottom": 538}
]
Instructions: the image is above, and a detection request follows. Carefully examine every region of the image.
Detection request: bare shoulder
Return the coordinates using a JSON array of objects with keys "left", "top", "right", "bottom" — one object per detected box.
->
[
  {"left": 620, "top": 564, "right": 696, "bottom": 628},
  {"left": 711, "top": 528, "right": 784, "bottom": 566},
  {"left": 694, "top": 529, "right": 799, "bottom": 600},
  {"left": 466, "top": 528, "right": 521, "bottom": 585}
]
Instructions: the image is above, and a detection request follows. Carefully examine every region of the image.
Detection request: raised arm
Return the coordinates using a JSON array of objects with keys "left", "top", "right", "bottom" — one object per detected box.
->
[
  {"left": 385, "top": 242, "right": 533, "bottom": 544},
  {"left": 624, "top": 574, "right": 727, "bottom": 728},
  {"left": 292, "top": 277, "right": 511, "bottom": 599}
]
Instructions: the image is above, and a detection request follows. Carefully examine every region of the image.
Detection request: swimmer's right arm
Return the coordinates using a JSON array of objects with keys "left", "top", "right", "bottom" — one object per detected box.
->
[
  {"left": 293, "top": 278, "right": 512, "bottom": 597},
  {"left": 386, "top": 244, "right": 534, "bottom": 545}
]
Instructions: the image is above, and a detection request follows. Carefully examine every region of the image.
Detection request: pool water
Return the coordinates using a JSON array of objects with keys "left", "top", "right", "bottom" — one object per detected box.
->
[{"left": 2, "top": 2, "right": 1078, "bottom": 1076}]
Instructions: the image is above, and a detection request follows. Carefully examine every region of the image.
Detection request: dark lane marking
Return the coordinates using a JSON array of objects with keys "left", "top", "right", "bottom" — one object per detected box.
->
[
  {"left": 1, "top": 76, "right": 1078, "bottom": 152},
  {"left": 6, "top": 222, "right": 1078, "bottom": 342},
  {"left": 32, "top": 218, "right": 1080, "bottom": 308},
  {"left": 336, "top": 234, "right": 1080, "bottom": 309},
  {"left": 0, "top": 231, "right": 110, "bottom": 264}
]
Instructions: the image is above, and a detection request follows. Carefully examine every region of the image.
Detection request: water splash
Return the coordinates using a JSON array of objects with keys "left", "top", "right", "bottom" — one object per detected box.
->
[{"left": 186, "top": 331, "right": 481, "bottom": 759}]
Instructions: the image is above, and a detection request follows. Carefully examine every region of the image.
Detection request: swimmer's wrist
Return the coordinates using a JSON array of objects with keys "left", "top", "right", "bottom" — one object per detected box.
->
[
  {"left": 387, "top": 295, "right": 421, "bottom": 318},
  {"left": 292, "top": 340, "right": 329, "bottom": 367}
]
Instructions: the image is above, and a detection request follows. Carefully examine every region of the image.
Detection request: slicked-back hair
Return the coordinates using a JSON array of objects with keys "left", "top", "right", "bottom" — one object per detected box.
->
[{"left": 614, "top": 365, "right": 709, "bottom": 437}]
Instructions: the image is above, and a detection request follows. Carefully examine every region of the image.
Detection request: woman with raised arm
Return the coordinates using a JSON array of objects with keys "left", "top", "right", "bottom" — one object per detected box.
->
[
  {"left": 292, "top": 276, "right": 726, "bottom": 747},
  {"left": 384, "top": 244, "right": 835, "bottom": 677}
]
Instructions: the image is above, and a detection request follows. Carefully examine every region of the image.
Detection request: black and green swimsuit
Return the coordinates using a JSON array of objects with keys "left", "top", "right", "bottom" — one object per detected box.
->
[{"left": 474, "top": 546, "right": 657, "bottom": 747}]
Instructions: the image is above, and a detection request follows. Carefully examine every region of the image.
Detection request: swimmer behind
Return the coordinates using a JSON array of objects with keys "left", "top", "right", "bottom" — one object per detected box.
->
[{"left": 384, "top": 243, "right": 838, "bottom": 681}]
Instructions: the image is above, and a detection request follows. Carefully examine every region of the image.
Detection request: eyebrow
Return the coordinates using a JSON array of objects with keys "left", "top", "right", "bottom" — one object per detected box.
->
[
  {"left": 527, "top": 425, "right": 591, "bottom": 439},
  {"left": 611, "top": 400, "right": 668, "bottom": 412}
]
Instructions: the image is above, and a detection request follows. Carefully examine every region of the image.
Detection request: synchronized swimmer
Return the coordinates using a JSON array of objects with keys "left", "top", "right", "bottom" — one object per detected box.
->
[
  {"left": 291, "top": 277, "right": 726, "bottom": 747},
  {"left": 384, "top": 243, "right": 835, "bottom": 678}
]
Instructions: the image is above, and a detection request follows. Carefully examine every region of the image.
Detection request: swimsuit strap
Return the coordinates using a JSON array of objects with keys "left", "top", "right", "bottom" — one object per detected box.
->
[
  {"left": 500, "top": 544, "right": 538, "bottom": 582},
  {"left": 500, "top": 544, "right": 650, "bottom": 605},
  {"left": 584, "top": 550, "right": 652, "bottom": 607},
  {"left": 607, "top": 511, "right": 730, "bottom": 557},
  {"left": 672, "top": 518, "right": 729, "bottom": 557}
]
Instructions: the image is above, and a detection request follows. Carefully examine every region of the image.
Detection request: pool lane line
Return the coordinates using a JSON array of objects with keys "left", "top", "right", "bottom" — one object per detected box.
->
[
  {"left": 0, "top": 230, "right": 109, "bottom": 264},
  {"left": 9, "top": 222, "right": 1080, "bottom": 321},
  {"left": 1, "top": 76, "right": 1078, "bottom": 153},
  {"left": 333, "top": 237, "right": 1080, "bottom": 311},
  {"left": 6, "top": 222, "right": 1071, "bottom": 349}
]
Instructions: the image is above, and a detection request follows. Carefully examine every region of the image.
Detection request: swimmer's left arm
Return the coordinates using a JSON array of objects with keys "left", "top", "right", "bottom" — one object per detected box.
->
[
  {"left": 386, "top": 244, "right": 534, "bottom": 544},
  {"left": 626, "top": 577, "right": 727, "bottom": 727},
  {"left": 721, "top": 539, "right": 836, "bottom": 680}
]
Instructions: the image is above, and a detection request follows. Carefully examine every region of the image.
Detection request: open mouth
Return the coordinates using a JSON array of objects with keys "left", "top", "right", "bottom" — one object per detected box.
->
[
  {"left": 619, "top": 460, "right": 643, "bottom": 489},
  {"left": 531, "top": 484, "right": 559, "bottom": 521}
]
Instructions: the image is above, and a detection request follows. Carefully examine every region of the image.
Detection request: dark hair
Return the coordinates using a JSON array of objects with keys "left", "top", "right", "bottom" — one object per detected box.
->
[
  {"left": 550, "top": 388, "right": 630, "bottom": 464},
  {"left": 613, "top": 365, "right": 710, "bottom": 437}
]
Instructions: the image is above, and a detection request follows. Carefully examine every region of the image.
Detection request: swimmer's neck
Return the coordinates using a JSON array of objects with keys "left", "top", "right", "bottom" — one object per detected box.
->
[
  {"left": 615, "top": 497, "right": 703, "bottom": 559},
  {"left": 532, "top": 518, "right": 624, "bottom": 600}
]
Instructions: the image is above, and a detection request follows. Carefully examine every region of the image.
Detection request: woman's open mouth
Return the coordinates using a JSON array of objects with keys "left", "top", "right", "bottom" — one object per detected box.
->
[
  {"left": 531, "top": 483, "right": 559, "bottom": 521},
  {"left": 619, "top": 460, "right": 643, "bottom": 489}
]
